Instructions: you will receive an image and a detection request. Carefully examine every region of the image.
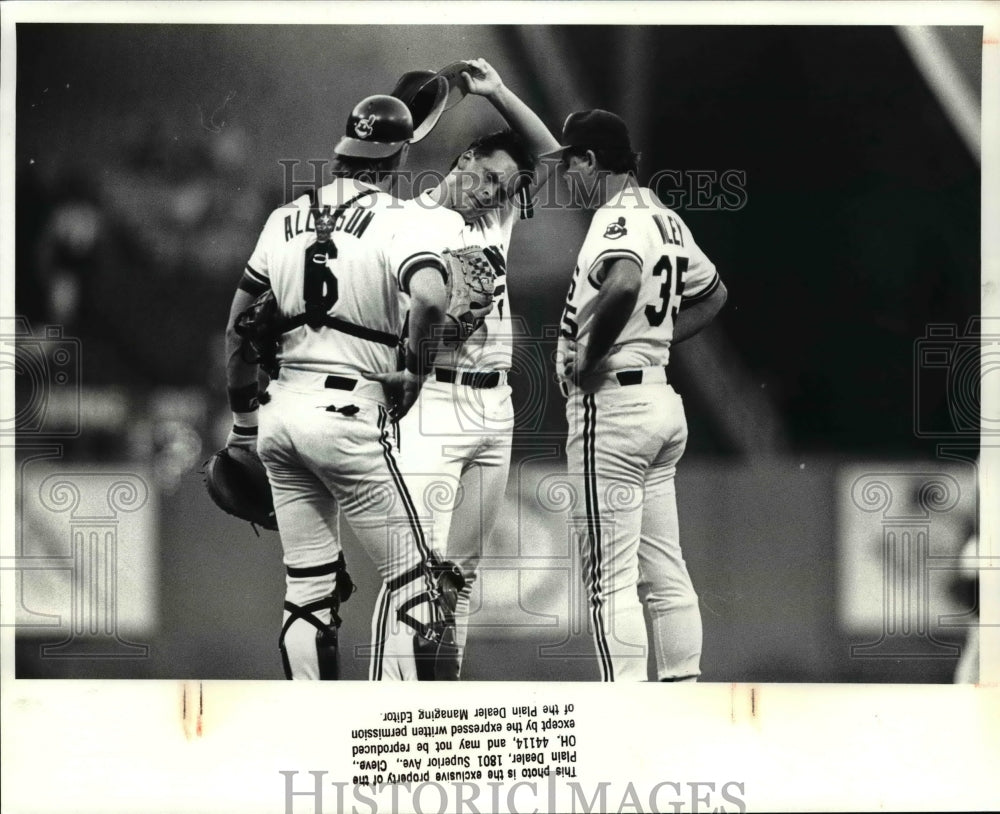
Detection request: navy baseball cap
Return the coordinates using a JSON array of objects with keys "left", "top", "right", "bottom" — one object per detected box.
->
[
  {"left": 434, "top": 61, "right": 476, "bottom": 111},
  {"left": 390, "top": 60, "right": 476, "bottom": 144},
  {"left": 390, "top": 70, "right": 449, "bottom": 143},
  {"left": 542, "top": 109, "right": 633, "bottom": 157}
]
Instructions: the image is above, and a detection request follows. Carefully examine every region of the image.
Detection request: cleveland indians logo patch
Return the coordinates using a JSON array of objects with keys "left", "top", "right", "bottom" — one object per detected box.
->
[
  {"left": 354, "top": 114, "right": 376, "bottom": 139},
  {"left": 604, "top": 217, "right": 627, "bottom": 239}
]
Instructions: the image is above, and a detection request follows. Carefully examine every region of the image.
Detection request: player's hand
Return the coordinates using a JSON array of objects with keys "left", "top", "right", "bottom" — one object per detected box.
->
[
  {"left": 363, "top": 369, "right": 423, "bottom": 420},
  {"left": 563, "top": 360, "right": 583, "bottom": 387},
  {"left": 558, "top": 348, "right": 595, "bottom": 387},
  {"left": 470, "top": 301, "right": 494, "bottom": 320},
  {"left": 461, "top": 58, "right": 503, "bottom": 98},
  {"left": 556, "top": 347, "right": 585, "bottom": 386},
  {"left": 462, "top": 300, "right": 494, "bottom": 332}
]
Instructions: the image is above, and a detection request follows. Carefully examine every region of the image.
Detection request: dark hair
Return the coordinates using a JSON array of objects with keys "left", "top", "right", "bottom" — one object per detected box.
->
[
  {"left": 564, "top": 145, "right": 639, "bottom": 176},
  {"left": 331, "top": 150, "right": 405, "bottom": 182},
  {"left": 449, "top": 129, "right": 536, "bottom": 186}
]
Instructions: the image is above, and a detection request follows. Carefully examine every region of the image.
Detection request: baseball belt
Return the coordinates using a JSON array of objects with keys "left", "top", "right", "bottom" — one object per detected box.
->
[
  {"left": 274, "top": 368, "right": 386, "bottom": 403},
  {"left": 560, "top": 365, "right": 670, "bottom": 398},
  {"left": 434, "top": 367, "right": 508, "bottom": 389},
  {"left": 613, "top": 366, "right": 670, "bottom": 386}
]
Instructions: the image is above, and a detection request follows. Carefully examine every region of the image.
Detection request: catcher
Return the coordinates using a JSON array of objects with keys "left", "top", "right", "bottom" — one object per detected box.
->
[
  {"left": 208, "top": 241, "right": 496, "bottom": 531},
  {"left": 366, "top": 58, "right": 560, "bottom": 680},
  {"left": 202, "top": 288, "right": 284, "bottom": 533},
  {"left": 209, "top": 92, "right": 469, "bottom": 681}
]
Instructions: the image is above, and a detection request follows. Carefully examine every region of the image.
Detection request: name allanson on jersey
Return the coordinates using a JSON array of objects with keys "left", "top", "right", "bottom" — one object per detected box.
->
[{"left": 282, "top": 205, "right": 374, "bottom": 242}]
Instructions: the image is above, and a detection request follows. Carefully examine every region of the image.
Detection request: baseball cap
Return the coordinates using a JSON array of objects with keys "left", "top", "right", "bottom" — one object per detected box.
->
[
  {"left": 433, "top": 61, "right": 475, "bottom": 110},
  {"left": 334, "top": 94, "right": 414, "bottom": 159},
  {"left": 390, "top": 70, "right": 450, "bottom": 143},
  {"left": 542, "top": 109, "right": 633, "bottom": 157},
  {"left": 390, "top": 60, "right": 483, "bottom": 144}
]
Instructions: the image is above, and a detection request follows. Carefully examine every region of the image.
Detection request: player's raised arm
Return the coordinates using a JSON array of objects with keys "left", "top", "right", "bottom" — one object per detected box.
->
[
  {"left": 462, "top": 58, "right": 560, "bottom": 188},
  {"left": 565, "top": 257, "right": 642, "bottom": 384}
]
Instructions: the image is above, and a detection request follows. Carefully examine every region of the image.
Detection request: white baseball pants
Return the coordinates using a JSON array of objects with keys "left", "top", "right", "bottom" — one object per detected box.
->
[{"left": 565, "top": 371, "right": 702, "bottom": 681}]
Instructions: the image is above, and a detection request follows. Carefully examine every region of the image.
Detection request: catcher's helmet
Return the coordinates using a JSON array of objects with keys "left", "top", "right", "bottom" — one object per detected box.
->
[{"left": 335, "top": 94, "right": 413, "bottom": 159}]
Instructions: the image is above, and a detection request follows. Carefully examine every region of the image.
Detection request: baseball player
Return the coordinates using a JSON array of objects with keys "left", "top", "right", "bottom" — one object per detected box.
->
[
  {"left": 223, "top": 94, "right": 468, "bottom": 680},
  {"left": 549, "top": 110, "right": 728, "bottom": 681},
  {"left": 368, "top": 59, "right": 560, "bottom": 680}
]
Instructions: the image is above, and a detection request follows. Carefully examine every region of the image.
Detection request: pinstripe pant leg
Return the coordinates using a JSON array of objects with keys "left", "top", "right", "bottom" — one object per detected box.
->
[{"left": 566, "top": 391, "right": 649, "bottom": 681}]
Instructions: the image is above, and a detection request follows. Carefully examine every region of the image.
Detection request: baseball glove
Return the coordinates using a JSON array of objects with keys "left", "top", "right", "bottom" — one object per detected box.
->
[
  {"left": 202, "top": 446, "right": 278, "bottom": 532},
  {"left": 234, "top": 289, "right": 281, "bottom": 379},
  {"left": 442, "top": 246, "right": 495, "bottom": 344}
]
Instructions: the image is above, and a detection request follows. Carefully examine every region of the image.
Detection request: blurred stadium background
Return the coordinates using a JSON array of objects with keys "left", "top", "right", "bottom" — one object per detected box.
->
[{"left": 11, "top": 24, "right": 984, "bottom": 681}]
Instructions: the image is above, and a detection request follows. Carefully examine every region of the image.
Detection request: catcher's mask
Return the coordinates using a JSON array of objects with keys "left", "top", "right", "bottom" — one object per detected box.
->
[{"left": 335, "top": 94, "right": 414, "bottom": 159}]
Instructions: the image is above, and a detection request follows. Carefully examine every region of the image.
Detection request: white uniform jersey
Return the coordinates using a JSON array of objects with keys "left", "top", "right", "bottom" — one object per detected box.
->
[
  {"left": 412, "top": 191, "right": 518, "bottom": 372},
  {"left": 240, "top": 178, "right": 464, "bottom": 378},
  {"left": 558, "top": 185, "right": 720, "bottom": 371}
]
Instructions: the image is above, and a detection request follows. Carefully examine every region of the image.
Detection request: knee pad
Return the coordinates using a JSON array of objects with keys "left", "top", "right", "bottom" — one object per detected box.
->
[
  {"left": 398, "top": 561, "right": 466, "bottom": 681},
  {"left": 279, "top": 554, "right": 356, "bottom": 680},
  {"left": 279, "top": 595, "right": 342, "bottom": 680}
]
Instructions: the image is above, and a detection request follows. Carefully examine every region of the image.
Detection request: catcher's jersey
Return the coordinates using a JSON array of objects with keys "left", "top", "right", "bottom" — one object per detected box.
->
[
  {"left": 241, "top": 178, "right": 463, "bottom": 378},
  {"left": 415, "top": 191, "right": 518, "bottom": 372},
  {"left": 558, "top": 185, "right": 720, "bottom": 371}
]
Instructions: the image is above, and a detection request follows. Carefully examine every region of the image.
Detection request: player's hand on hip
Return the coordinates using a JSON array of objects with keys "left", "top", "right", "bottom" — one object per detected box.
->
[
  {"left": 556, "top": 347, "right": 586, "bottom": 386},
  {"left": 461, "top": 58, "right": 503, "bottom": 98},
  {"left": 363, "top": 370, "right": 422, "bottom": 420}
]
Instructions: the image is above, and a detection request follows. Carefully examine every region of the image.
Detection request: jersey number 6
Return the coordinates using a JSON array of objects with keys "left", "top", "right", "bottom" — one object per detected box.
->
[
  {"left": 645, "top": 255, "right": 687, "bottom": 328},
  {"left": 303, "top": 242, "right": 339, "bottom": 328}
]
